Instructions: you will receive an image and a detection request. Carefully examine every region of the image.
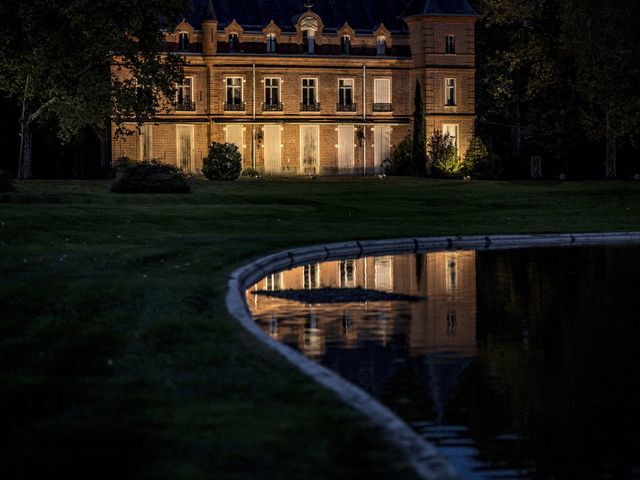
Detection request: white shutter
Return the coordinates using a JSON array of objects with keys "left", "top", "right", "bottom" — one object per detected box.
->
[
  {"left": 263, "top": 125, "right": 281, "bottom": 174},
  {"left": 338, "top": 125, "right": 354, "bottom": 173},
  {"left": 374, "top": 126, "right": 391, "bottom": 167},
  {"left": 225, "top": 125, "right": 243, "bottom": 159},
  {"left": 374, "top": 256, "right": 394, "bottom": 291},
  {"left": 300, "top": 125, "right": 319, "bottom": 174},
  {"left": 140, "top": 124, "right": 152, "bottom": 160},
  {"left": 176, "top": 125, "right": 194, "bottom": 173},
  {"left": 374, "top": 79, "right": 390, "bottom": 103}
]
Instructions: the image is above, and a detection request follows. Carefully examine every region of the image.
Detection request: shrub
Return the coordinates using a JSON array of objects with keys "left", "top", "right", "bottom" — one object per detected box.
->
[
  {"left": 462, "top": 136, "right": 503, "bottom": 179},
  {"left": 241, "top": 167, "right": 261, "bottom": 178},
  {"left": 428, "top": 131, "right": 461, "bottom": 176},
  {"left": 111, "top": 160, "right": 191, "bottom": 194},
  {"left": 112, "top": 156, "right": 137, "bottom": 172},
  {"left": 0, "top": 170, "right": 16, "bottom": 192},
  {"left": 382, "top": 136, "right": 414, "bottom": 176},
  {"left": 202, "top": 142, "right": 242, "bottom": 181}
]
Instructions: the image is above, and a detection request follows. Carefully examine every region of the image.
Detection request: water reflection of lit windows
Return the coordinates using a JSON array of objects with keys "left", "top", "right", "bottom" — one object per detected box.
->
[
  {"left": 264, "top": 272, "right": 282, "bottom": 291},
  {"left": 342, "top": 310, "right": 353, "bottom": 337},
  {"left": 374, "top": 256, "right": 394, "bottom": 291},
  {"left": 446, "top": 255, "right": 458, "bottom": 294},
  {"left": 447, "top": 309, "right": 457, "bottom": 337},
  {"left": 339, "top": 260, "right": 356, "bottom": 287},
  {"left": 268, "top": 315, "right": 279, "bottom": 337},
  {"left": 303, "top": 263, "right": 320, "bottom": 289}
]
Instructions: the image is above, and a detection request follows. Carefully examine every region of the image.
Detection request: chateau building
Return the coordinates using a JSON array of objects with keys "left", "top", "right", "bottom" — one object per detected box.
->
[{"left": 112, "top": 0, "right": 478, "bottom": 175}]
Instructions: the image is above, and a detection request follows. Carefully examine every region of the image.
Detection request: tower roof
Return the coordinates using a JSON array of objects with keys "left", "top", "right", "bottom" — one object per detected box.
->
[
  {"left": 203, "top": 0, "right": 217, "bottom": 21},
  {"left": 403, "top": 0, "right": 479, "bottom": 18}
]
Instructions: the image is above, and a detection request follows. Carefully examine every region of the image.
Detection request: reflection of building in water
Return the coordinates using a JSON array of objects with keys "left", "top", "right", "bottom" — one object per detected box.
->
[{"left": 247, "top": 251, "right": 476, "bottom": 358}]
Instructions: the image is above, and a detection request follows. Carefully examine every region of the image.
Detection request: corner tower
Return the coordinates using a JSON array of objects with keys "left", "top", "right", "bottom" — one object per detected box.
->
[
  {"left": 202, "top": 0, "right": 218, "bottom": 55},
  {"left": 404, "top": 0, "right": 479, "bottom": 157}
]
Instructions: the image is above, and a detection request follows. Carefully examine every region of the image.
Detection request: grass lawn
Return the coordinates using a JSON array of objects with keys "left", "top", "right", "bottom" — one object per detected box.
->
[{"left": 1, "top": 177, "right": 639, "bottom": 479}]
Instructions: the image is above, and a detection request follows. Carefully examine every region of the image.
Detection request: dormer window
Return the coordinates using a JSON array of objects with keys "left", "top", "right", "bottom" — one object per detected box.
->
[
  {"left": 445, "top": 35, "right": 455, "bottom": 54},
  {"left": 178, "top": 32, "right": 189, "bottom": 52},
  {"left": 266, "top": 33, "right": 277, "bottom": 53},
  {"left": 302, "top": 30, "right": 315, "bottom": 53},
  {"left": 377, "top": 36, "right": 386, "bottom": 55},
  {"left": 341, "top": 35, "right": 350, "bottom": 55},
  {"left": 229, "top": 33, "right": 239, "bottom": 52}
]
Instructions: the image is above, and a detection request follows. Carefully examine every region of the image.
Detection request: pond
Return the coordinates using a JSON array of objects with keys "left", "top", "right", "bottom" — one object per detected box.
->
[{"left": 246, "top": 246, "right": 640, "bottom": 479}]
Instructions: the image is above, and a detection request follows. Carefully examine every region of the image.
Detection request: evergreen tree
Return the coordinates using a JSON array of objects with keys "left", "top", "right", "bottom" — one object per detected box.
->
[{"left": 412, "top": 80, "right": 427, "bottom": 176}]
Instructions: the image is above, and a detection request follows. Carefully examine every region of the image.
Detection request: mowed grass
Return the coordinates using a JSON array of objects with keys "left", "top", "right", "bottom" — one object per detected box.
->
[{"left": 1, "top": 177, "right": 639, "bottom": 479}]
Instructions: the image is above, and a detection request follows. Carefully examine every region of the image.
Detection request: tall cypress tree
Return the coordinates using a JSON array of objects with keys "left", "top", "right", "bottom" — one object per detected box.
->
[{"left": 412, "top": 80, "right": 427, "bottom": 176}]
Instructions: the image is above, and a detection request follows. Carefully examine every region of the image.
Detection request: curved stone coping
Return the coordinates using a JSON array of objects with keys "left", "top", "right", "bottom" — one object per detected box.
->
[{"left": 226, "top": 232, "right": 640, "bottom": 480}]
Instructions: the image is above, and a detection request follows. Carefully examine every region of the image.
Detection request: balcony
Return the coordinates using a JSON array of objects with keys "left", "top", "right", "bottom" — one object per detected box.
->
[
  {"left": 224, "top": 102, "right": 246, "bottom": 111},
  {"left": 337, "top": 103, "right": 356, "bottom": 112},
  {"left": 263, "top": 102, "right": 284, "bottom": 112},
  {"left": 301, "top": 102, "right": 321, "bottom": 112},
  {"left": 373, "top": 103, "right": 392, "bottom": 112},
  {"left": 175, "top": 100, "right": 196, "bottom": 112}
]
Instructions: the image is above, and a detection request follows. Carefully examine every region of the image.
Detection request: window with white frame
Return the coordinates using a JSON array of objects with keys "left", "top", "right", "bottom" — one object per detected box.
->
[
  {"left": 264, "top": 78, "right": 280, "bottom": 106},
  {"left": 445, "top": 255, "right": 458, "bottom": 293},
  {"left": 445, "top": 78, "right": 456, "bottom": 106},
  {"left": 374, "top": 256, "right": 394, "bottom": 291},
  {"left": 341, "top": 35, "right": 350, "bottom": 54},
  {"left": 338, "top": 79, "right": 354, "bottom": 108},
  {"left": 443, "top": 124, "right": 459, "bottom": 154},
  {"left": 264, "top": 273, "right": 282, "bottom": 291},
  {"left": 373, "top": 78, "right": 391, "bottom": 111},
  {"left": 445, "top": 35, "right": 455, "bottom": 54},
  {"left": 178, "top": 32, "right": 189, "bottom": 51},
  {"left": 266, "top": 33, "right": 277, "bottom": 53},
  {"left": 139, "top": 124, "right": 152, "bottom": 160},
  {"left": 302, "top": 29, "right": 315, "bottom": 53},
  {"left": 226, "top": 77, "right": 243, "bottom": 105},
  {"left": 302, "top": 78, "right": 318, "bottom": 107},
  {"left": 176, "top": 77, "right": 193, "bottom": 110},
  {"left": 377, "top": 36, "right": 387, "bottom": 55}
]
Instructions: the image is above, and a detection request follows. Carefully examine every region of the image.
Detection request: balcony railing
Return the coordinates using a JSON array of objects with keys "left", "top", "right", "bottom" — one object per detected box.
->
[
  {"left": 373, "top": 103, "right": 392, "bottom": 112},
  {"left": 224, "top": 102, "right": 246, "bottom": 111},
  {"left": 263, "top": 102, "right": 284, "bottom": 111},
  {"left": 301, "top": 102, "right": 321, "bottom": 111},
  {"left": 337, "top": 103, "right": 356, "bottom": 112},
  {"left": 175, "top": 100, "right": 196, "bottom": 112}
]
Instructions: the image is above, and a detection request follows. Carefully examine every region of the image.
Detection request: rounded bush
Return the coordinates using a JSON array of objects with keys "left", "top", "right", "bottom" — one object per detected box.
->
[
  {"left": 111, "top": 160, "right": 191, "bottom": 194},
  {"left": 202, "top": 142, "right": 242, "bottom": 181}
]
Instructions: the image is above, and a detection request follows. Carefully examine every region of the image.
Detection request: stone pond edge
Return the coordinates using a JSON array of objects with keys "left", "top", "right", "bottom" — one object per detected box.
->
[{"left": 226, "top": 232, "right": 640, "bottom": 480}]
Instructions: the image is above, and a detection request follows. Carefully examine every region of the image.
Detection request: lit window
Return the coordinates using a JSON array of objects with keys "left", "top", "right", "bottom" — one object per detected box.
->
[
  {"left": 176, "top": 77, "right": 193, "bottom": 110},
  {"left": 178, "top": 32, "right": 189, "bottom": 51},
  {"left": 339, "top": 260, "right": 356, "bottom": 288},
  {"left": 265, "top": 273, "right": 282, "bottom": 291},
  {"left": 303, "top": 264, "right": 319, "bottom": 289},
  {"left": 443, "top": 124, "right": 459, "bottom": 154},
  {"left": 264, "top": 78, "right": 280, "bottom": 106},
  {"left": 445, "top": 78, "right": 456, "bottom": 106},
  {"left": 445, "top": 35, "right": 455, "bottom": 54},
  {"left": 341, "top": 35, "right": 350, "bottom": 55},
  {"left": 226, "top": 77, "right": 243, "bottom": 105},
  {"left": 302, "top": 29, "right": 315, "bottom": 53},
  {"left": 377, "top": 36, "right": 386, "bottom": 55},
  {"left": 266, "top": 33, "right": 277, "bottom": 53}
]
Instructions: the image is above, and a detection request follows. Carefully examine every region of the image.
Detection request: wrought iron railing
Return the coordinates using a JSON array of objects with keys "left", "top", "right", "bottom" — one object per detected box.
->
[
  {"left": 301, "top": 102, "right": 321, "bottom": 111},
  {"left": 175, "top": 100, "right": 196, "bottom": 111},
  {"left": 337, "top": 103, "right": 356, "bottom": 112},
  {"left": 262, "top": 102, "right": 284, "bottom": 111},
  {"left": 373, "top": 103, "right": 392, "bottom": 112},
  {"left": 224, "top": 102, "right": 246, "bottom": 111}
]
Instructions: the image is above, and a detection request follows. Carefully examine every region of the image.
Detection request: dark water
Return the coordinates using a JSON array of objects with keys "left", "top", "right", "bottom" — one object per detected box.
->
[{"left": 247, "top": 246, "right": 640, "bottom": 479}]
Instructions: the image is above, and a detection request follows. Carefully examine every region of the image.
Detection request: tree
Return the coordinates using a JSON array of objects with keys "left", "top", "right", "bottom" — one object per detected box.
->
[
  {"left": 428, "top": 131, "right": 459, "bottom": 176},
  {"left": 0, "top": 0, "right": 188, "bottom": 178},
  {"left": 412, "top": 80, "right": 427, "bottom": 176},
  {"left": 561, "top": 0, "right": 640, "bottom": 178}
]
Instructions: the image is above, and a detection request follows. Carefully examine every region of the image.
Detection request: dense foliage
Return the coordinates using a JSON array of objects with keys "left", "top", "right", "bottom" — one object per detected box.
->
[
  {"left": 428, "top": 131, "right": 460, "bottom": 177},
  {"left": 462, "top": 136, "right": 503, "bottom": 179},
  {"left": 202, "top": 142, "right": 243, "bottom": 181},
  {"left": 0, "top": 0, "right": 188, "bottom": 178},
  {"left": 0, "top": 170, "right": 16, "bottom": 192},
  {"left": 382, "top": 136, "right": 414, "bottom": 176},
  {"left": 111, "top": 160, "right": 191, "bottom": 193}
]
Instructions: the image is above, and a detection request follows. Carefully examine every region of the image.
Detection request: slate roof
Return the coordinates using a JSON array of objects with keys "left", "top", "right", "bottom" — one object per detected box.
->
[{"left": 186, "top": 0, "right": 477, "bottom": 33}]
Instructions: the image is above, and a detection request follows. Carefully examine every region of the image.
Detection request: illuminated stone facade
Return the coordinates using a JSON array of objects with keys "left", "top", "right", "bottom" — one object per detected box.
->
[{"left": 112, "top": 0, "right": 478, "bottom": 175}]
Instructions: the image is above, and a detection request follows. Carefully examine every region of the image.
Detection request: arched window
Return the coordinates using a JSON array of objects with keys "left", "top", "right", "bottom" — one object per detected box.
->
[
  {"left": 229, "top": 33, "right": 239, "bottom": 52},
  {"left": 266, "top": 33, "right": 277, "bottom": 53},
  {"left": 178, "top": 32, "right": 189, "bottom": 52},
  {"left": 341, "top": 35, "right": 350, "bottom": 55},
  {"left": 445, "top": 35, "right": 455, "bottom": 54},
  {"left": 300, "top": 15, "right": 318, "bottom": 54},
  {"left": 377, "top": 36, "right": 386, "bottom": 55}
]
